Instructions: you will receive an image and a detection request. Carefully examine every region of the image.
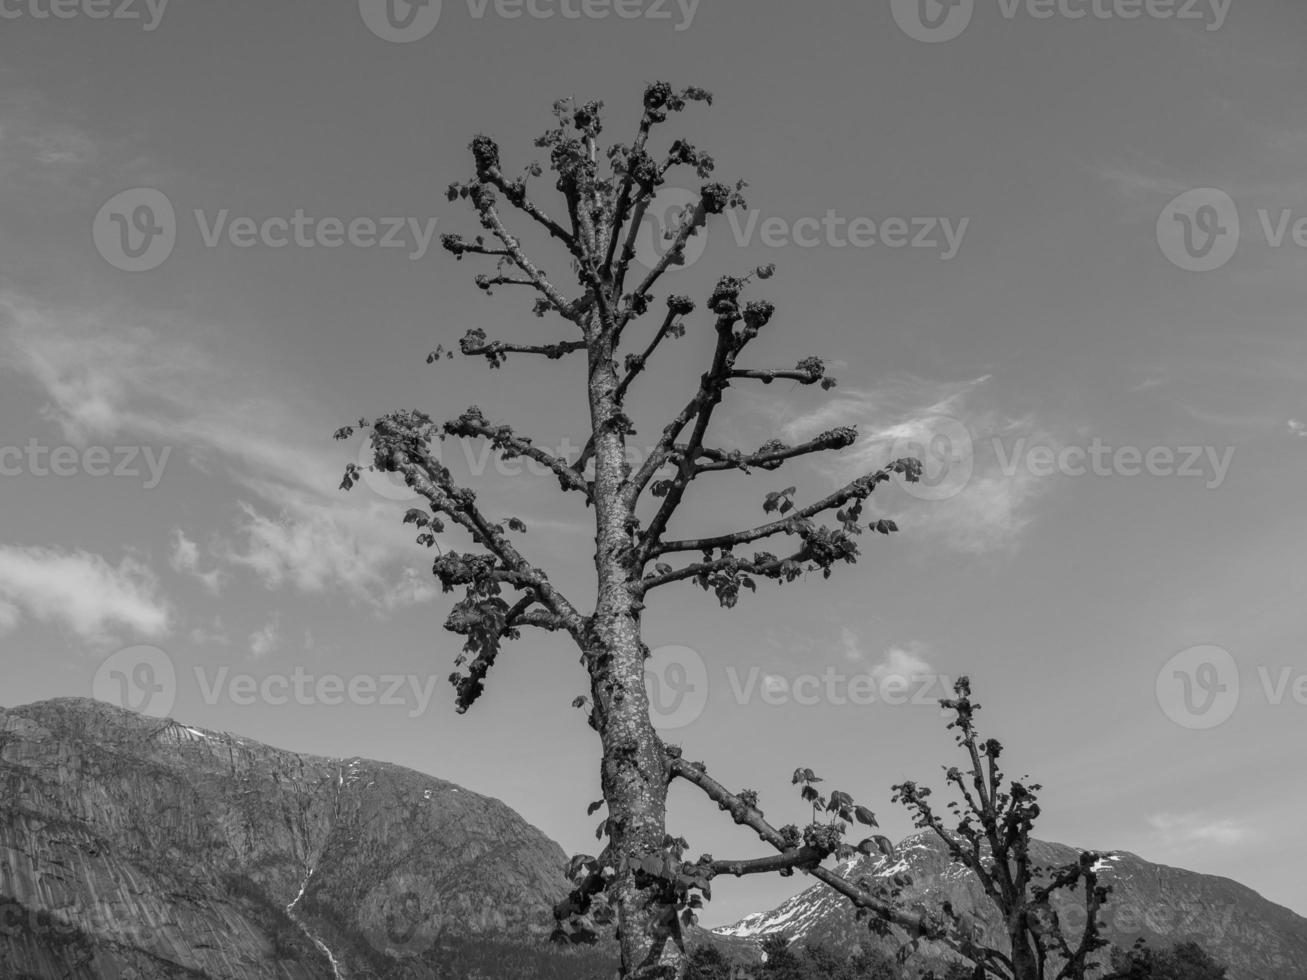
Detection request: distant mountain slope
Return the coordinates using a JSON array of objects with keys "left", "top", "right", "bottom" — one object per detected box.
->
[
  {"left": 713, "top": 832, "right": 1307, "bottom": 980},
  {"left": 0, "top": 698, "right": 572, "bottom": 979}
]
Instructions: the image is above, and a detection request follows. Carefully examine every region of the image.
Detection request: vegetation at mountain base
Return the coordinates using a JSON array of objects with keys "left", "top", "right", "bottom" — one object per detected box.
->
[{"left": 682, "top": 936, "right": 1227, "bottom": 980}]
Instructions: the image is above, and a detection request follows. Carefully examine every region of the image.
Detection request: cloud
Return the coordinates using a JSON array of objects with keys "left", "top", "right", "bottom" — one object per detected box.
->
[
  {"left": 0, "top": 599, "right": 20, "bottom": 635},
  {"left": 1289, "top": 420, "right": 1307, "bottom": 439},
  {"left": 770, "top": 375, "right": 1054, "bottom": 554},
  {"left": 187, "top": 615, "right": 230, "bottom": 647},
  {"left": 762, "top": 675, "right": 788, "bottom": 695},
  {"left": 0, "top": 91, "right": 163, "bottom": 200},
  {"left": 840, "top": 627, "right": 863, "bottom": 662},
  {"left": 868, "top": 645, "right": 936, "bottom": 686},
  {"left": 384, "top": 566, "right": 440, "bottom": 610},
  {"left": 169, "top": 529, "right": 225, "bottom": 594},
  {"left": 1147, "top": 813, "right": 1252, "bottom": 848},
  {"left": 218, "top": 497, "right": 434, "bottom": 610},
  {"left": 1, "top": 290, "right": 439, "bottom": 610},
  {"left": 1093, "top": 166, "right": 1194, "bottom": 202},
  {"left": 248, "top": 615, "right": 281, "bottom": 661},
  {"left": 0, "top": 545, "right": 170, "bottom": 643}
]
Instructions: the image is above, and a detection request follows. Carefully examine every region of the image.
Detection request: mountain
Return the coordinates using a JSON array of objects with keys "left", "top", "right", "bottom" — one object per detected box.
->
[
  {"left": 713, "top": 832, "right": 1307, "bottom": 980},
  {"left": 0, "top": 697, "right": 591, "bottom": 979}
]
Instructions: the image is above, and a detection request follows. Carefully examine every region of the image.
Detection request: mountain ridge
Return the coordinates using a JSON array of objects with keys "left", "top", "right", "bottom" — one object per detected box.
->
[
  {"left": 712, "top": 830, "right": 1307, "bottom": 980},
  {"left": 6, "top": 697, "right": 1305, "bottom": 979},
  {"left": 0, "top": 696, "right": 572, "bottom": 979}
]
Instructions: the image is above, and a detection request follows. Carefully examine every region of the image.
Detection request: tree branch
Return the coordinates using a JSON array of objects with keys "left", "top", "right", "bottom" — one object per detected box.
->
[
  {"left": 649, "top": 459, "right": 911, "bottom": 559},
  {"left": 470, "top": 188, "right": 576, "bottom": 318},
  {"left": 443, "top": 406, "right": 593, "bottom": 501},
  {"left": 667, "top": 754, "right": 947, "bottom": 940},
  {"left": 480, "top": 165, "right": 577, "bottom": 251},
  {"left": 701, "top": 848, "right": 828, "bottom": 879},
  {"left": 450, "top": 330, "right": 587, "bottom": 368}
]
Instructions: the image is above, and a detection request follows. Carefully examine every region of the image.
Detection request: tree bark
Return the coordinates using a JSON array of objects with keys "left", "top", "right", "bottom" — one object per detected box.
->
[
  {"left": 1008, "top": 916, "right": 1040, "bottom": 980},
  {"left": 587, "top": 330, "right": 686, "bottom": 979}
]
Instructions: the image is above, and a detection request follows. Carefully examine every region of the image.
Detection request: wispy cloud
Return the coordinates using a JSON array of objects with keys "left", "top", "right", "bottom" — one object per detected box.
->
[
  {"left": 187, "top": 615, "right": 230, "bottom": 647},
  {"left": 839, "top": 626, "right": 862, "bottom": 662},
  {"left": 169, "top": 529, "right": 225, "bottom": 594},
  {"left": 1147, "top": 812, "right": 1253, "bottom": 848},
  {"left": 248, "top": 614, "right": 281, "bottom": 661},
  {"left": 0, "top": 91, "right": 160, "bottom": 198},
  {"left": 0, "top": 599, "right": 20, "bottom": 635},
  {"left": 1, "top": 290, "right": 437, "bottom": 610},
  {"left": 838, "top": 629, "right": 937, "bottom": 684},
  {"left": 868, "top": 645, "right": 936, "bottom": 686},
  {"left": 770, "top": 375, "right": 1055, "bottom": 554},
  {"left": 0, "top": 544, "right": 171, "bottom": 644}
]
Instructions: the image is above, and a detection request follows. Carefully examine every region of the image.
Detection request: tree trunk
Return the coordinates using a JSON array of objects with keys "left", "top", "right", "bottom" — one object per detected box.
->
[
  {"left": 1008, "top": 919, "right": 1041, "bottom": 980},
  {"left": 587, "top": 333, "right": 686, "bottom": 979},
  {"left": 589, "top": 615, "right": 683, "bottom": 979}
]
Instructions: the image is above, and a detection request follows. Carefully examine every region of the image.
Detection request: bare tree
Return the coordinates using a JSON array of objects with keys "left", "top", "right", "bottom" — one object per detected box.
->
[
  {"left": 893, "top": 678, "right": 1118, "bottom": 980},
  {"left": 339, "top": 82, "right": 942, "bottom": 980}
]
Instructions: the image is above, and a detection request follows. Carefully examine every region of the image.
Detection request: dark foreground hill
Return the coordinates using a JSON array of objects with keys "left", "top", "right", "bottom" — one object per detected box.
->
[
  {"left": 0, "top": 697, "right": 615, "bottom": 979},
  {"left": 712, "top": 832, "right": 1307, "bottom": 980}
]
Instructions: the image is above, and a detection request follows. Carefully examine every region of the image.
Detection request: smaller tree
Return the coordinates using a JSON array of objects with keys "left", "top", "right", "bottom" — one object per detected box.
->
[
  {"left": 849, "top": 942, "right": 906, "bottom": 980},
  {"left": 760, "top": 935, "right": 805, "bottom": 980},
  {"left": 892, "top": 678, "right": 1114, "bottom": 980},
  {"left": 685, "top": 944, "right": 736, "bottom": 980},
  {"left": 1108, "top": 940, "right": 1227, "bottom": 980}
]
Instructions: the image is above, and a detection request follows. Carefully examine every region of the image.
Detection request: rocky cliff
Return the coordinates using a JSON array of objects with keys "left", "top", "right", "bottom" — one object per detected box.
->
[
  {"left": 0, "top": 698, "right": 571, "bottom": 979},
  {"left": 713, "top": 832, "right": 1307, "bottom": 980}
]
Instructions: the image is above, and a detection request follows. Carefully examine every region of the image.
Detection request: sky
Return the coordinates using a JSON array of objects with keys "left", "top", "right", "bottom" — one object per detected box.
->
[{"left": 1, "top": 0, "right": 1305, "bottom": 934}]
